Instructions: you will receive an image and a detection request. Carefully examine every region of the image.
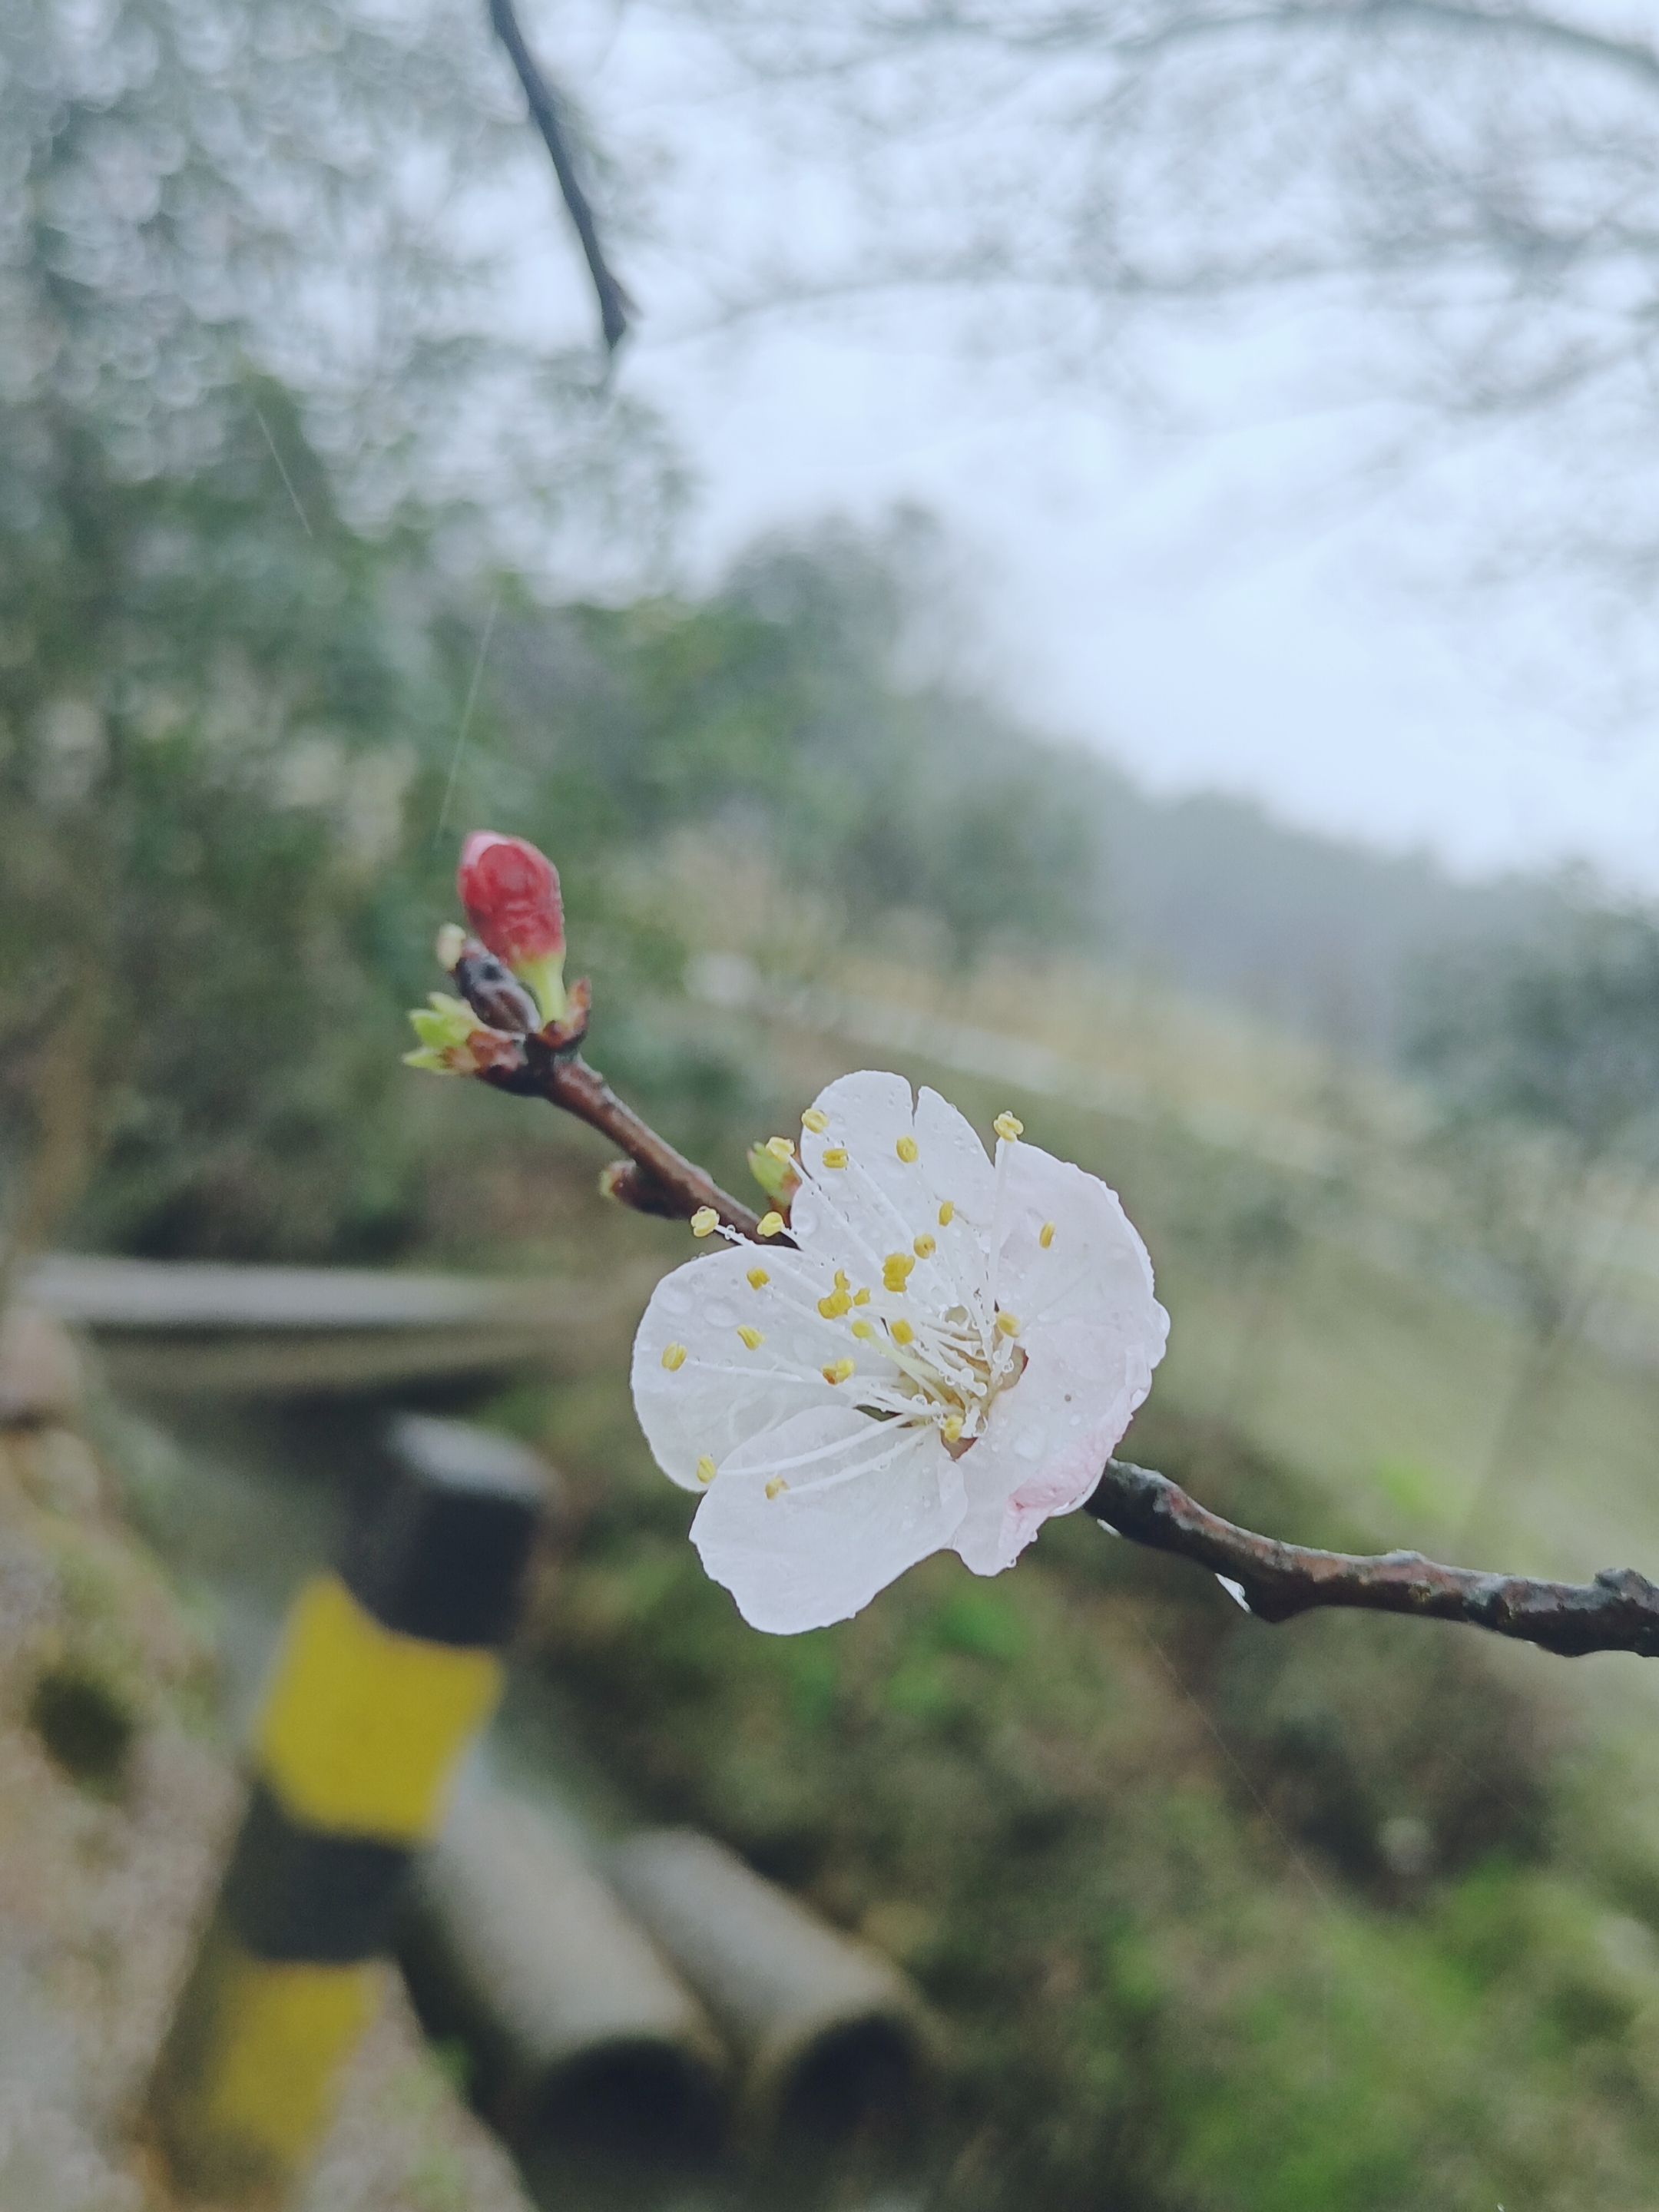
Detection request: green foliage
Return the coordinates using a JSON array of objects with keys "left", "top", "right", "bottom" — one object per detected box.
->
[
  {"left": 1409, "top": 906, "right": 1659, "bottom": 1164},
  {"left": 0, "top": 386, "right": 459, "bottom": 1255},
  {"left": 522, "top": 1361, "right": 1659, "bottom": 2212},
  {"left": 469, "top": 516, "right": 1104, "bottom": 963},
  {"left": 2, "top": 446, "right": 1111, "bottom": 1257},
  {"left": 0, "top": 0, "right": 670, "bottom": 1259},
  {"left": 1405, "top": 903, "right": 1659, "bottom": 1427}
]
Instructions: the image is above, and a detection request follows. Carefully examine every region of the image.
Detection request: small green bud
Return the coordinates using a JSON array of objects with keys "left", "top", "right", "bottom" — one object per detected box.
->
[{"left": 747, "top": 1142, "right": 801, "bottom": 1207}]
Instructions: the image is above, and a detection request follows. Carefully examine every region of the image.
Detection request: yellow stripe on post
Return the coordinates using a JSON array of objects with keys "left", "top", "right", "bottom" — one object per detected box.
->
[
  {"left": 255, "top": 1573, "right": 502, "bottom": 1843},
  {"left": 151, "top": 1916, "right": 381, "bottom": 2205},
  {"left": 147, "top": 1416, "right": 547, "bottom": 2207}
]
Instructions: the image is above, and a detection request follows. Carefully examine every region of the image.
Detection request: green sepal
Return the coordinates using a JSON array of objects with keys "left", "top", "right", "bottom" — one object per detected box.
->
[{"left": 512, "top": 951, "right": 568, "bottom": 1027}]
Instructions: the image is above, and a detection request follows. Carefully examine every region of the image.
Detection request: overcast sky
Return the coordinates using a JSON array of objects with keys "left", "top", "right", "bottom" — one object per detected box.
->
[{"left": 512, "top": 0, "right": 1659, "bottom": 896}]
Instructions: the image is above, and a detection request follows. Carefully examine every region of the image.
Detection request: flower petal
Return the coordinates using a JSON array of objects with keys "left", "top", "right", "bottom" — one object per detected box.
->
[
  {"left": 692, "top": 1405, "right": 965, "bottom": 1632},
  {"left": 913, "top": 1085, "right": 997, "bottom": 1227},
  {"left": 632, "top": 1246, "right": 865, "bottom": 1489},
  {"left": 995, "top": 1144, "right": 1168, "bottom": 1351},
  {"left": 793, "top": 1071, "right": 927, "bottom": 1277},
  {"left": 951, "top": 1320, "right": 1155, "bottom": 1575}
]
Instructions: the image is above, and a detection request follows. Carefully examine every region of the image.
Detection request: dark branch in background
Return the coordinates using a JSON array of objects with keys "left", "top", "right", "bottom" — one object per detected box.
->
[
  {"left": 1088, "top": 1458, "right": 1659, "bottom": 1659},
  {"left": 487, "top": 0, "right": 633, "bottom": 353}
]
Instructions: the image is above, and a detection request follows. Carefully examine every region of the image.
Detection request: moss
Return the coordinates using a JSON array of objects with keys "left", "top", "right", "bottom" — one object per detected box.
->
[{"left": 28, "top": 1657, "right": 138, "bottom": 1793}]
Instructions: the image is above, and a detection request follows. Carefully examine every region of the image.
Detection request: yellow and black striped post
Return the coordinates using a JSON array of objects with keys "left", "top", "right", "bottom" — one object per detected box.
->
[{"left": 148, "top": 1416, "right": 545, "bottom": 2205}]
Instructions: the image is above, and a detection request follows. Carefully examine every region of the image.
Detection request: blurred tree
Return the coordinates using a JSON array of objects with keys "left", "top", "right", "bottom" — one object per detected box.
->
[
  {"left": 475, "top": 515, "right": 1104, "bottom": 965},
  {"left": 0, "top": 0, "right": 675, "bottom": 1267},
  {"left": 0, "top": 382, "right": 465, "bottom": 1262},
  {"left": 1407, "top": 905, "right": 1659, "bottom": 1519},
  {"left": 666, "top": 0, "right": 1659, "bottom": 628},
  {"left": 1, "top": 0, "right": 670, "bottom": 548}
]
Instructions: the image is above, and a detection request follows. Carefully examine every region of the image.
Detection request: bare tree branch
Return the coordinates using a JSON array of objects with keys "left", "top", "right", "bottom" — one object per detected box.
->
[
  {"left": 475, "top": 1052, "right": 1659, "bottom": 1654},
  {"left": 1087, "top": 1456, "right": 1659, "bottom": 1657},
  {"left": 487, "top": 0, "right": 634, "bottom": 353},
  {"left": 674, "top": 0, "right": 1659, "bottom": 614},
  {"left": 777, "top": 0, "right": 1659, "bottom": 88},
  {"left": 438, "top": 962, "right": 1659, "bottom": 1660},
  {"left": 488, "top": 1041, "right": 776, "bottom": 1239},
  {"left": 953, "top": 1, "right": 1659, "bottom": 91}
]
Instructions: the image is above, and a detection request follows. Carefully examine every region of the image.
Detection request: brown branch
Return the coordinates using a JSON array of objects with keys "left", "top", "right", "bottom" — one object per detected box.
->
[
  {"left": 439, "top": 963, "right": 1659, "bottom": 1657},
  {"left": 489, "top": 1063, "right": 1659, "bottom": 1653},
  {"left": 447, "top": 943, "right": 768, "bottom": 1235},
  {"left": 487, "top": 0, "right": 634, "bottom": 354},
  {"left": 484, "top": 1045, "right": 779, "bottom": 1243},
  {"left": 1087, "top": 1457, "right": 1659, "bottom": 1659}
]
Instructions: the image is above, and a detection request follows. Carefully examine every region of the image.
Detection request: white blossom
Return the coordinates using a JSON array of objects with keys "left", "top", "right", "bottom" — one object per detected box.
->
[{"left": 630, "top": 1071, "right": 1168, "bottom": 1634}]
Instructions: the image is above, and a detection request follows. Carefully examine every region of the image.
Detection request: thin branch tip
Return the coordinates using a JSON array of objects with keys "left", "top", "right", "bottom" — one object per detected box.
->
[
  {"left": 1088, "top": 1458, "right": 1659, "bottom": 1661},
  {"left": 444, "top": 975, "right": 1655, "bottom": 1661},
  {"left": 486, "top": 0, "right": 633, "bottom": 353}
]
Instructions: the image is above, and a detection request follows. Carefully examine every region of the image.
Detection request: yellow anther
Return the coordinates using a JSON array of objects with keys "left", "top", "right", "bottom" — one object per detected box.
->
[
  {"left": 822, "top": 1147, "right": 849, "bottom": 1170},
  {"left": 801, "top": 1106, "right": 830, "bottom": 1134},
  {"left": 938, "top": 1200, "right": 955, "bottom": 1226},
  {"left": 822, "top": 1358, "right": 856, "bottom": 1386},
  {"left": 747, "top": 1266, "right": 770, "bottom": 1290},
  {"left": 891, "top": 1318, "right": 916, "bottom": 1346},
  {"left": 853, "top": 1286, "right": 871, "bottom": 1305},
  {"left": 912, "top": 1233, "right": 936, "bottom": 1259},
  {"left": 757, "top": 1211, "right": 784, "bottom": 1238},
  {"left": 661, "top": 1343, "right": 688, "bottom": 1372},
  {"left": 851, "top": 1319, "right": 876, "bottom": 1341},
  {"left": 941, "top": 1413, "right": 964, "bottom": 1444},
  {"left": 766, "top": 1134, "right": 795, "bottom": 1163},
  {"left": 765, "top": 1475, "right": 790, "bottom": 1500},
  {"left": 817, "top": 1290, "right": 851, "bottom": 1319},
  {"left": 1039, "top": 1220, "right": 1056, "bottom": 1249},
  {"left": 881, "top": 1252, "right": 916, "bottom": 1291},
  {"left": 696, "top": 1455, "right": 717, "bottom": 1484},
  {"left": 690, "top": 1206, "right": 719, "bottom": 1237},
  {"left": 994, "top": 1111, "right": 1024, "bottom": 1142},
  {"left": 835, "top": 1269, "right": 851, "bottom": 1292},
  {"left": 995, "top": 1310, "right": 1022, "bottom": 1338},
  {"left": 896, "top": 1134, "right": 919, "bottom": 1163},
  {"left": 737, "top": 1324, "right": 764, "bottom": 1349}
]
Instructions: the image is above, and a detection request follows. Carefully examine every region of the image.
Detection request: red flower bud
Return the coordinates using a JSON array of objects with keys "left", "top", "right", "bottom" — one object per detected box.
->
[{"left": 457, "top": 832, "right": 565, "bottom": 966}]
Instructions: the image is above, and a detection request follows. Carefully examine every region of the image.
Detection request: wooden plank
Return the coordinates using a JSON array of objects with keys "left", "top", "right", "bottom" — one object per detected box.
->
[{"left": 18, "top": 1256, "right": 662, "bottom": 1396}]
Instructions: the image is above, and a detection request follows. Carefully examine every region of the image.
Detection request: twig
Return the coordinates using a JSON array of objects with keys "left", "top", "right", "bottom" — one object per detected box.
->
[
  {"left": 434, "top": 594, "right": 499, "bottom": 841},
  {"left": 253, "top": 406, "right": 313, "bottom": 538},
  {"left": 484, "top": 1044, "right": 775, "bottom": 1242},
  {"left": 449, "top": 996, "right": 1659, "bottom": 1657},
  {"left": 487, "top": 0, "right": 633, "bottom": 354},
  {"left": 1088, "top": 1458, "right": 1659, "bottom": 1660}
]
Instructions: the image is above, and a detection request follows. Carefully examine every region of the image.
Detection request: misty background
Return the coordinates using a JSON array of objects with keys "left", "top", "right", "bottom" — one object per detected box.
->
[{"left": 14, "top": 2, "right": 1659, "bottom": 2208}]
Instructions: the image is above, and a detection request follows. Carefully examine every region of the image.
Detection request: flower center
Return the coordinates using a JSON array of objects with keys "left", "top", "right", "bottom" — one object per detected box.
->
[{"left": 863, "top": 1303, "right": 1025, "bottom": 1452}]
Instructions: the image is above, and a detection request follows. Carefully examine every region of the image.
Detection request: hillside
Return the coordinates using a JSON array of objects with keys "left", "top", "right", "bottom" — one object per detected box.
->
[{"left": 1092, "top": 777, "right": 1568, "bottom": 1054}]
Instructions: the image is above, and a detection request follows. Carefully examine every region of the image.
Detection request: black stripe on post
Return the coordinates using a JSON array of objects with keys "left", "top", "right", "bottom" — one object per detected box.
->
[
  {"left": 339, "top": 1414, "right": 545, "bottom": 1647},
  {"left": 221, "top": 1783, "right": 413, "bottom": 1965}
]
